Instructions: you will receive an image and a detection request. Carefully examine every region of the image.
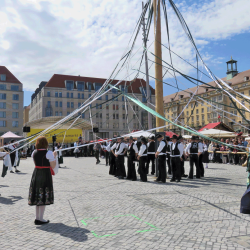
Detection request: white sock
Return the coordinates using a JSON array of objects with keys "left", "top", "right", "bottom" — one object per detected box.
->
[
  {"left": 36, "top": 206, "right": 39, "bottom": 220},
  {"left": 39, "top": 206, "right": 47, "bottom": 222}
]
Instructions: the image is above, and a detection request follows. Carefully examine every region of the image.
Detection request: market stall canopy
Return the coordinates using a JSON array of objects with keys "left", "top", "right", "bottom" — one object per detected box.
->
[
  {"left": 165, "top": 131, "right": 178, "bottom": 138},
  {"left": 183, "top": 135, "right": 192, "bottom": 139},
  {"left": 199, "top": 129, "right": 237, "bottom": 138},
  {"left": 122, "top": 130, "right": 154, "bottom": 138},
  {"left": 1, "top": 131, "right": 23, "bottom": 138},
  {"left": 198, "top": 122, "right": 234, "bottom": 132}
]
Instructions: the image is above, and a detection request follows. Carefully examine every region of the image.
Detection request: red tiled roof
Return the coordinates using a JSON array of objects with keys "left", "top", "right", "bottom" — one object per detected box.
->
[
  {"left": 165, "top": 131, "right": 178, "bottom": 137},
  {"left": 198, "top": 122, "right": 221, "bottom": 132},
  {"left": 0, "top": 66, "right": 22, "bottom": 84},
  {"left": 45, "top": 74, "right": 155, "bottom": 95}
]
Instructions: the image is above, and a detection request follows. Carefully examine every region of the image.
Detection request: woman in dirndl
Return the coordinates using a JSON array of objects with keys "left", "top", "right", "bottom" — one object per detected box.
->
[{"left": 28, "top": 136, "right": 57, "bottom": 225}]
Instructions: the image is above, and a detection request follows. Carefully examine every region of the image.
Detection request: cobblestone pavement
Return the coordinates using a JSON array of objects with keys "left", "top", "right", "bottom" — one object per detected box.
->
[{"left": 1, "top": 157, "right": 250, "bottom": 250}]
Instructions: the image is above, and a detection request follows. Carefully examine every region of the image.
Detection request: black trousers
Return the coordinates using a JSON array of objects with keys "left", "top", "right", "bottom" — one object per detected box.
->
[
  {"left": 189, "top": 154, "right": 200, "bottom": 178},
  {"left": 157, "top": 155, "right": 166, "bottom": 183},
  {"left": 109, "top": 154, "right": 116, "bottom": 175},
  {"left": 105, "top": 151, "right": 109, "bottom": 165},
  {"left": 198, "top": 154, "right": 204, "bottom": 177},
  {"left": 166, "top": 154, "right": 171, "bottom": 174},
  {"left": 95, "top": 150, "right": 100, "bottom": 162},
  {"left": 180, "top": 155, "right": 185, "bottom": 176},
  {"left": 127, "top": 156, "right": 137, "bottom": 180},
  {"left": 139, "top": 156, "right": 147, "bottom": 182},
  {"left": 116, "top": 155, "right": 126, "bottom": 178},
  {"left": 171, "top": 157, "right": 181, "bottom": 181},
  {"left": 146, "top": 154, "right": 155, "bottom": 174},
  {"left": 10, "top": 153, "right": 15, "bottom": 167}
]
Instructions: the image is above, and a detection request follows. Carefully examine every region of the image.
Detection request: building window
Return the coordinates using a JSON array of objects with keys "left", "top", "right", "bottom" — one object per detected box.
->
[
  {"left": 196, "top": 109, "right": 199, "bottom": 114},
  {"left": 116, "top": 114, "right": 119, "bottom": 119},
  {"left": 100, "top": 123, "right": 102, "bottom": 129},
  {"left": 82, "top": 113, "right": 85, "bottom": 119},
  {"left": 78, "top": 103, "right": 81, "bottom": 108},
  {"left": 0, "top": 75, "right": 6, "bottom": 81},
  {"left": 78, "top": 93, "right": 80, "bottom": 99},
  {"left": 0, "top": 102, "right": 6, "bottom": 109},
  {"left": 201, "top": 108, "right": 204, "bottom": 113},
  {"left": 218, "top": 95, "right": 222, "bottom": 101},
  {"left": 71, "top": 93, "right": 73, "bottom": 98},
  {"left": 60, "top": 102, "right": 62, "bottom": 107},
  {"left": 106, "top": 104, "right": 109, "bottom": 110},
  {"left": 55, "top": 111, "right": 58, "bottom": 116},
  {"left": 202, "top": 115, "right": 204, "bottom": 120},
  {"left": 77, "top": 82, "right": 85, "bottom": 91},
  {"left": 111, "top": 86, "right": 118, "bottom": 94},
  {"left": 67, "top": 102, "right": 70, "bottom": 108},
  {"left": 11, "top": 85, "right": 19, "bottom": 91},
  {"left": 123, "top": 114, "right": 125, "bottom": 119},
  {"left": 191, "top": 117, "right": 194, "bottom": 122},
  {"left": 100, "top": 113, "right": 102, "bottom": 119},
  {"left": 106, "top": 123, "right": 109, "bottom": 128},
  {"left": 88, "top": 83, "right": 92, "bottom": 92},
  {"left": 55, "top": 101, "right": 58, "bottom": 107},
  {"left": 89, "top": 94, "right": 91, "bottom": 98},
  {"left": 98, "top": 96, "right": 102, "bottom": 100},
  {"left": 122, "top": 96, "right": 124, "bottom": 102},
  {"left": 136, "top": 106, "right": 138, "bottom": 111},
  {"left": 67, "top": 92, "right": 69, "bottom": 98},
  {"left": 113, "top": 105, "right": 115, "bottom": 110},
  {"left": 207, "top": 114, "right": 210, "bottom": 119},
  {"left": 96, "top": 104, "right": 99, "bottom": 109},
  {"left": 116, "top": 105, "right": 118, "bottom": 110},
  {"left": 0, "top": 84, "right": 6, "bottom": 90},
  {"left": 47, "top": 91, "right": 50, "bottom": 97},
  {"left": 82, "top": 94, "right": 84, "bottom": 99},
  {"left": 59, "top": 112, "right": 62, "bottom": 116},
  {"left": 67, "top": 112, "right": 70, "bottom": 115},
  {"left": 186, "top": 111, "right": 189, "bottom": 116},
  {"left": 71, "top": 102, "right": 74, "bottom": 108},
  {"left": 0, "top": 111, "right": 6, "bottom": 118},
  {"left": 12, "top": 112, "right": 19, "bottom": 118},
  {"left": 55, "top": 92, "right": 58, "bottom": 97},
  {"left": 133, "top": 114, "right": 136, "bottom": 119},
  {"left": 122, "top": 105, "right": 125, "bottom": 110},
  {"left": 113, "top": 114, "right": 115, "bottom": 119},
  {"left": 191, "top": 103, "right": 193, "bottom": 108},
  {"left": 106, "top": 95, "right": 108, "bottom": 101},
  {"left": 113, "top": 123, "right": 116, "bottom": 129},
  {"left": 47, "top": 101, "right": 51, "bottom": 108},
  {"left": 66, "top": 80, "right": 74, "bottom": 90},
  {"left": 0, "top": 121, "right": 6, "bottom": 127},
  {"left": 106, "top": 114, "right": 109, "bottom": 120},
  {"left": 59, "top": 92, "right": 62, "bottom": 98},
  {"left": 12, "top": 121, "right": 18, "bottom": 127},
  {"left": 12, "top": 94, "right": 19, "bottom": 100},
  {"left": 96, "top": 113, "right": 99, "bottom": 118},
  {"left": 95, "top": 83, "right": 102, "bottom": 91}
]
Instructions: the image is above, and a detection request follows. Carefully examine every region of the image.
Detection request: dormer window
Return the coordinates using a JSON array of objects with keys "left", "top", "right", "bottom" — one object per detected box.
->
[
  {"left": 0, "top": 74, "right": 6, "bottom": 81},
  {"left": 171, "top": 98, "right": 174, "bottom": 102},
  {"left": 76, "top": 81, "right": 85, "bottom": 91},
  {"left": 179, "top": 95, "right": 184, "bottom": 99},
  {"left": 189, "top": 93, "right": 192, "bottom": 97},
  {"left": 65, "top": 80, "right": 74, "bottom": 90},
  {"left": 244, "top": 76, "right": 249, "bottom": 81}
]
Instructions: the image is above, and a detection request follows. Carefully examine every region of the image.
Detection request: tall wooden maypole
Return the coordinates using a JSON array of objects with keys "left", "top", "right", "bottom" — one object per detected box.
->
[{"left": 153, "top": 0, "right": 165, "bottom": 132}]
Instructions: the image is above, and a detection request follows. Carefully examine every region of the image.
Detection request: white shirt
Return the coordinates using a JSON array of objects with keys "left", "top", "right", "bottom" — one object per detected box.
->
[
  {"left": 198, "top": 142, "right": 204, "bottom": 153},
  {"left": 115, "top": 142, "right": 126, "bottom": 155},
  {"left": 111, "top": 143, "right": 117, "bottom": 151},
  {"left": 129, "top": 143, "right": 139, "bottom": 154},
  {"left": 171, "top": 142, "right": 184, "bottom": 157},
  {"left": 74, "top": 142, "right": 77, "bottom": 147},
  {"left": 147, "top": 141, "right": 155, "bottom": 154},
  {"left": 157, "top": 140, "right": 166, "bottom": 155},
  {"left": 138, "top": 144, "right": 147, "bottom": 156},
  {"left": 166, "top": 141, "right": 172, "bottom": 154},
  {"left": 106, "top": 143, "right": 111, "bottom": 152}
]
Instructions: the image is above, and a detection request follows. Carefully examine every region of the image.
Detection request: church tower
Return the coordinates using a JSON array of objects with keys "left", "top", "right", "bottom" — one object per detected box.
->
[{"left": 226, "top": 57, "right": 238, "bottom": 80}]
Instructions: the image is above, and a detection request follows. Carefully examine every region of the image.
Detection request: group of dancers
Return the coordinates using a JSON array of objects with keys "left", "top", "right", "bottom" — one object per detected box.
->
[{"left": 97, "top": 134, "right": 208, "bottom": 183}]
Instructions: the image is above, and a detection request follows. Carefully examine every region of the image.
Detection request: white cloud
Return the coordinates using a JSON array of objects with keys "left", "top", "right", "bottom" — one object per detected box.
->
[{"left": 0, "top": 0, "right": 249, "bottom": 94}]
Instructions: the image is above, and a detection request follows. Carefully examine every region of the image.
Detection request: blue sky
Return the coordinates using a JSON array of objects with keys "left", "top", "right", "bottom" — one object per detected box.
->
[{"left": 0, "top": 0, "right": 249, "bottom": 106}]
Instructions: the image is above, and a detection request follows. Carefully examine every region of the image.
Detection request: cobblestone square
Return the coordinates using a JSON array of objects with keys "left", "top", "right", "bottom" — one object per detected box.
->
[{"left": 1, "top": 157, "right": 250, "bottom": 249}]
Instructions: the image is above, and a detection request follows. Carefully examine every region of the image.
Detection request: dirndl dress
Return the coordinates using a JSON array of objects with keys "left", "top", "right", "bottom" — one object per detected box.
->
[
  {"left": 202, "top": 144, "right": 209, "bottom": 163},
  {"left": 28, "top": 149, "right": 55, "bottom": 206}
]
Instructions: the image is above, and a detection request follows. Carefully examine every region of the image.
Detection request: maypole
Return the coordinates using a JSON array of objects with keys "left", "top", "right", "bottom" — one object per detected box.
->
[{"left": 153, "top": 0, "right": 165, "bottom": 132}]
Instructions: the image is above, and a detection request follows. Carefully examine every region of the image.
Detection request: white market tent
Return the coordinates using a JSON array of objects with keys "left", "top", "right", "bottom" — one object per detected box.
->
[
  {"left": 122, "top": 130, "right": 155, "bottom": 138},
  {"left": 183, "top": 135, "right": 192, "bottom": 139},
  {"left": 199, "top": 129, "right": 237, "bottom": 138},
  {"left": 0, "top": 131, "right": 24, "bottom": 147}
]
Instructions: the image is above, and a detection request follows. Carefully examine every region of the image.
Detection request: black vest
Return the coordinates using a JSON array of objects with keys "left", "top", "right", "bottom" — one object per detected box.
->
[
  {"left": 166, "top": 142, "right": 170, "bottom": 153},
  {"left": 127, "top": 143, "right": 135, "bottom": 157},
  {"left": 141, "top": 144, "right": 148, "bottom": 156},
  {"left": 171, "top": 142, "right": 180, "bottom": 155},
  {"left": 116, "top": 142, "right": 126, "bottom": 154},
  {"left": 148, "top": 141, "right": 155, "bottom": 153},
  {"left": 137, "top": 141, "right": 142, "bottom": 151},
  {"left": 190, "top": 142, "right": 198, "bottom": 153},
  {"left": 33, "top": 150, "right": 50, "bottom": 166},
  {"left": 158, "top": 140, "right": 167, "bottom": 153}
]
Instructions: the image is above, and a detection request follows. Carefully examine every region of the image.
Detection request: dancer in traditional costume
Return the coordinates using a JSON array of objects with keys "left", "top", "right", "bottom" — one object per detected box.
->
[
  {"left": 114, "top": 136, "right": 126, "bottom": 179},
  {"left": 28, "top": 136, "right": 57, "bottom": 225},
  {"left": 9, "top": 140, "right": 20, "bottom": 173},
  {"left": 137, "top": 137, "right": 148, "bottom": 182},
  {"left": 127, "top": 136, "right": 138, "bottom": 181},
  {"left": 146, "top": 136, "right": 155, "bottom": 175}
]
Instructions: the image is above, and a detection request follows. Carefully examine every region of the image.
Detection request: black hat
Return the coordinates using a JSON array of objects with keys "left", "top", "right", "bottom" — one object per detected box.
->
[
  {"left": 178, "top": 135, "right": 183, "bottom": 140},
  {"left": 166, "top": 136, "right": 170, "bottom": 141},
  {"left": 195, "top": 136, "right": 199, "bottom": 140},
  {"left": 191, "top": 135, "right": 196, "bottom": 140},
  {"left": 149, "top": 135, "right": 155, "bottom": 140},
  {"left": 129, "top": 136, "right": 133, "bottom": 140},
  {"left": 141, "top": 137, "right": 147, "bottom": 144},
  {"left": 155, "top": 133, "right": 163, "bottom": 139},
  {"left": 172, "top": 135, "right": 178, "bottom": 140}
]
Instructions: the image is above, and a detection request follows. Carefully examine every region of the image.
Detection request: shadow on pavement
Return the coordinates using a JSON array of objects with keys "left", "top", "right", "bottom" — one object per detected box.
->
[
  {"left": 0, "top": 195, "right": 23, "bottom": 205},
  {"left": 37, "top": 223, "right": 90, "bottom": 242},
  {"left": 0, "top": 185, "right": 9, "bottom": 188}
]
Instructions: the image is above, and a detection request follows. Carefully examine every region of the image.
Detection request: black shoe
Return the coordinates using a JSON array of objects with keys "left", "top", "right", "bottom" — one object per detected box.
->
[
  {"left": 10, "top": 171, "right": 14, "bottom": 173},
  {"left": 131, "top": 179, "right": 137, "bottom": 181},
  {"left": 34, "top": 220, "right": 50, "bottom": 225},
  {"left": 187, "top": 177, "right": 193, "bottom": 179},
  {"left": 118, "top": 176, "right": 124, "bottom": 179},
  {"left": 151, "top": 172, "right": 155, "bottom": 175},
  {"left": 182, "top": 174, "right": 188, "bottom": 177},
  {"left": 196, "top": 177, "right": 201, "bottom": 179},
  {"left": 170, "top": 179, "right": 175, "bottom": 182},
  {"left": 176, "top": 180, "right": 180, "bottom": 183},
  {"left": 15, "top": 169, "right": 21, "bottom": 173}
]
